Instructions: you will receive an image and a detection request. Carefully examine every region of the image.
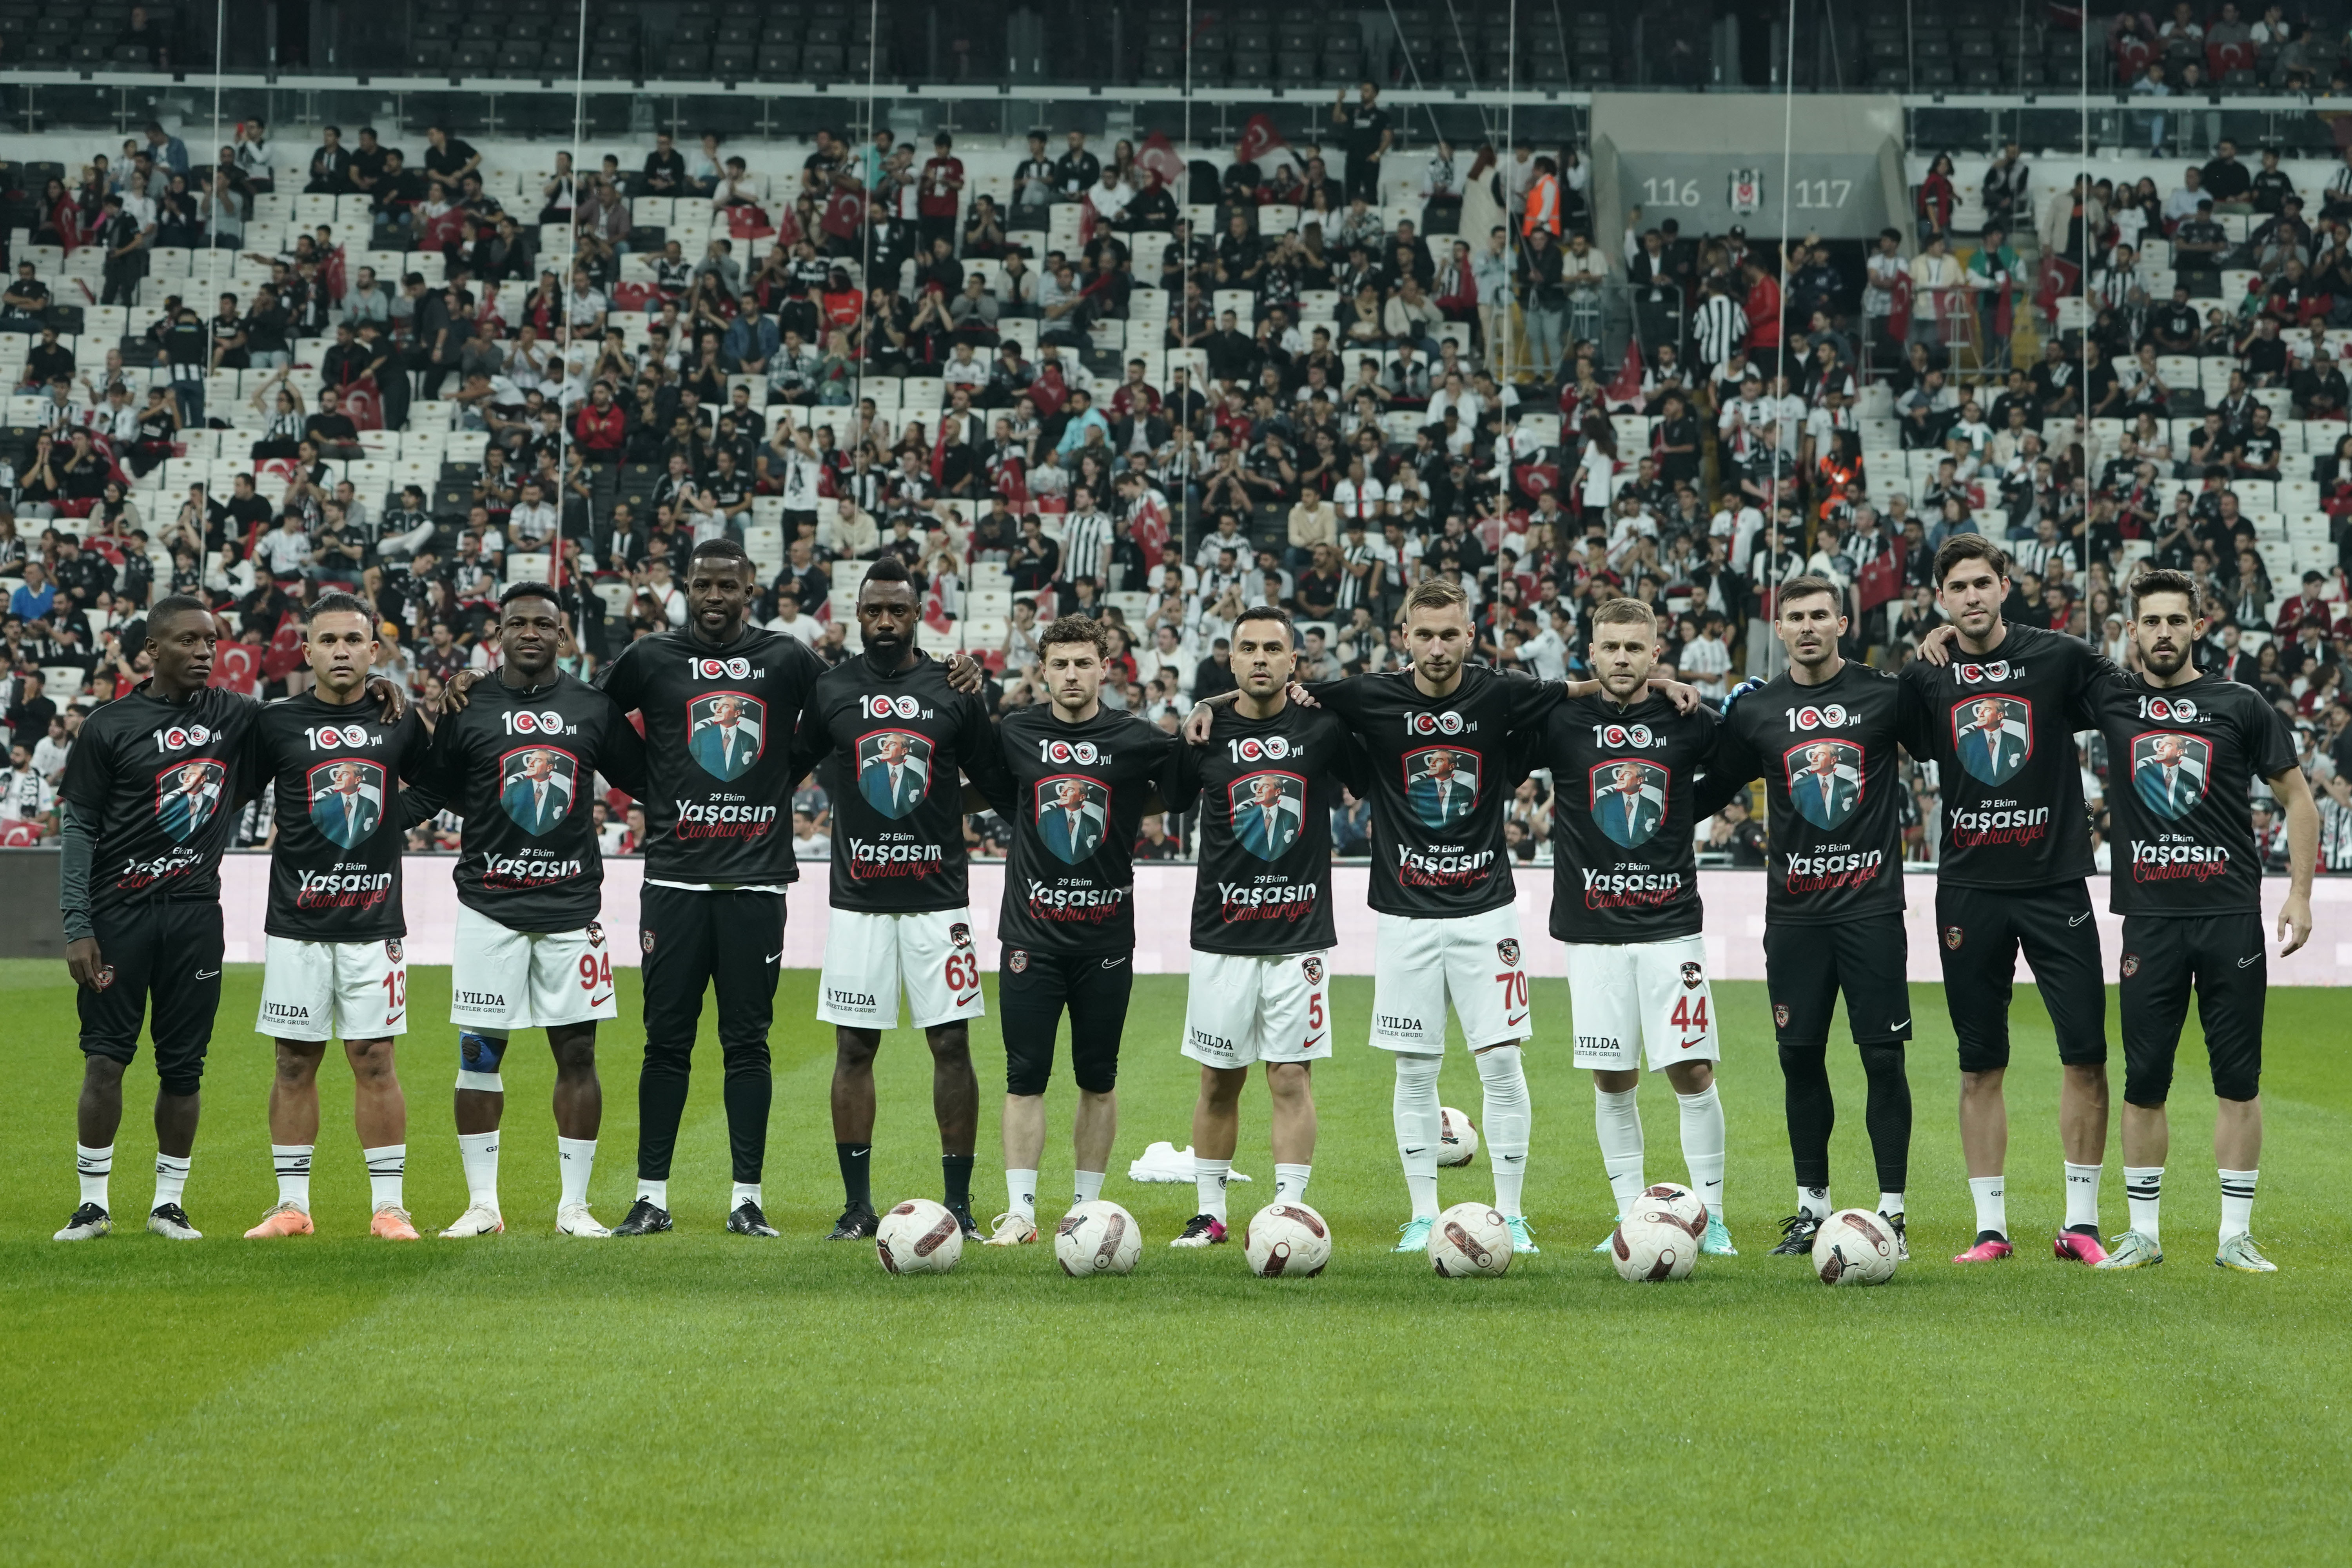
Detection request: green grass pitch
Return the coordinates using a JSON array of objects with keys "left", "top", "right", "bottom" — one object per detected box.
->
[{"left": 3, "top": 958, "right": 2347, "bottom": 1564}]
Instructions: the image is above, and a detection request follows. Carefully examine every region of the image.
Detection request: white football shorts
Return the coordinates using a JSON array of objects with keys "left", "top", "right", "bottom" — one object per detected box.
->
[
  {"left": 448, "top": 903, "right": 619, "bottom": 1031},
  {"left": 1368, "top": 905, "right": 1532, "bottom": 1054},
  {"left": 1567, "top": 935, "right": 1720, "bottom": 1072},
  {"left": 817, "top": 907, "right": 986, "bottom": 1031},
  {"left": 1180, "top": 949, "right": 1334, "bottom": 1069},
  {"left": 258, "top": 935, "right": 409, "bottom": 1041}
]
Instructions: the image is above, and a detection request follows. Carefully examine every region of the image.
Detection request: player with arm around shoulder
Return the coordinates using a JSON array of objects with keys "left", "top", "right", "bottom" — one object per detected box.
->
[
  {"left": 243, "top": 592, "right": 441, "bottom": 1241},
  {"left": 2080, "top": 570, "right": 2318, "bottom": 1273},
  {"left": 1520, "top": 598, "right": 1734, "bottom": 1256},
  {"left": 973, "top": 614, "right": 1180, "bottom": 1244},
  {"left": 1162, "top": 605, "right": 1364, "bottom": 1245}
]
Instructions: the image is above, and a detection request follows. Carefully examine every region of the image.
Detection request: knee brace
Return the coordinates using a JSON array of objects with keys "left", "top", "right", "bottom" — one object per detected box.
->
[{"left": 456, "top": 1029, "right": 509, "bottom": 1093}]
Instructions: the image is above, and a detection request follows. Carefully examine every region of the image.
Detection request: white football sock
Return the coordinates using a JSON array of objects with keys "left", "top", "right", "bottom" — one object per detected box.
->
[
  {"left": 556, "top": 1138, "right": 597, "bottom": 1210},
  {"left": 1274, "top": 1163, "right": 1311, "bottom": 1205},
  {"left": 1878, "top": 1190, "right": 1905, "bottom": 1219},
  {"left": 1394, "top": 1053, "right": 1443, "bottom": 1219},
  {"left": 1072, "top": 1169, "right": 1105, "bottom": 1206},
  {"left": 1969, "top": 1174, "right": 2007, "bottom": 1238},
  {"left": 637, "top": 1178, "right": 669, "bottom": 1211},
  {"left": 457, "top": 1131, "right": 500, "bottom": 1210},
  {"left": 1797, "top": 1185, "right": 1830, "bottom": 1221},
  {"left": 270, "top": 1144, "right": 314, "bottom": 1212},
  {"left": 364, "top": 1145, "right": 406, "bottom": 1211},
  {"left": 2123, "top": 1165, "right": 2162, "bottom": 1243},
  {"left": 1594, "top": 1087, "right": 1645, "bottom": 1214},
  {"left": 2219, "top": 1168, "right": 2258, "bottom": 1241},
  {"left": 1476, "top": 1046, "right": 1531, "bottom": 1216},
  {"left": 731, "top": 1182, "right": 762, "bottom": 1210},
  {"left": 1005, "top": 1168, "right": 1038, "bottom": 1222},
  {"left": 76, "top": 1143, "right": 113, "bottom": 1209},
  {"left": 2063, "top": 1161, "right": 2102, "bottom": 1231},
  {"left": 152, "top": 1152, "right": 191, "bottom": 1211},
  {"left": 1675, "top": 1082, "right": 1725, "bottom": 1223},
  {"left": 1194, "top": 1157, "right": 1231, "bottom": 1221}
]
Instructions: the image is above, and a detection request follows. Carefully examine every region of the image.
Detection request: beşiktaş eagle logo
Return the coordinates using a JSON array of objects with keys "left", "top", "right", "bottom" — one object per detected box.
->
[
  {"left": 856, "top": 728, "right": 933, "bottom": 820},
  {"left": 153, "top": 757, "right": 226, "bottom": 844},
  {"left": 498, "top": 745, "right": 578, "bottom": 835},
  {"left": 1782, "top": 738, "right": 1864, "bottom": 831},
  {"left": 306, "top": 757, "right": 386, "bottom": 850},
  {"left": 1402, "top": 744, "right": 1480, "bottom": 830},
  {"left": 1226, "top": 771, "right": 1307, "bottom": 862},
  {"left": 1951, "top": 694, "right": 2032, "bottom": 787},
  {"left": 1589, "top": 758, "right": 1669, "bottom": 849},
  {"left": 686, "top": 691, "right": 766, "bottom": 782},
  {"left": 2130, "top": 731, "right": 2211, "bottom": 822},
  {"left": 1033, "top": 774, "right": 1111, "bottom": 864}
]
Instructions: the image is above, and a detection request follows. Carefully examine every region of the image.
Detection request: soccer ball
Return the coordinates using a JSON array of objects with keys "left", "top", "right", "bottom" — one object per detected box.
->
[
  {"left": 1055, "top": 1200, "right": 1142, "bottom": 1276},
  {"left": 875, "top": 1199, "right": 964, "bottom": 1275},
  {"left": 1610, "top": 1213, "right": 1698, "bottom": 1282},
  {"left": 1811, "top": 1208, "right": 1900, "bottom": 1286},
  {"left": 1244, "top": 1203, "right": 1331, "bottom": 1277},
  {"left": 1427, "top": 1202, "right": 1513, "bottom": 1278},
  {"left": 1631, "top": 1181, "right": 1708, "bottom": 1240},
  {"left": 1437, "top": 1106, "right": 1479, "bottom": 1167}
]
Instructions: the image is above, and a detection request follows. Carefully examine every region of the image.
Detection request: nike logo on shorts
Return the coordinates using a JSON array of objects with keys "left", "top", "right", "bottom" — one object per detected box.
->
[
  {"left": 194, "top": 968, "right": 220, "bottom": 978},
  {"left": 2238, "top": 955, "right": 2259, "bottom": 968},
  {"left": 1890, "top": 1018, "right": 1910, "bottom": 1031},
  {"left": 764, "top": 951, "right": 784, "bottom": 965},
  {"left": 1506, "top": 1013, "right": 1529, "bottom": 1027},
  {"left": 1102, "top": 956, "right": 1128, "bottom": 968},
  {"left": 1301, "top": 1032, "right": 1327, "bottom": 1050},
  {"left": 2068, "top": 911, "right": 2091, "bottom": 927}
]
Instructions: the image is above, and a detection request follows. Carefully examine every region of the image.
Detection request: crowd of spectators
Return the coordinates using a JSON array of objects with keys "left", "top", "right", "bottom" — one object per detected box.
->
[{"left": 3, "top": 93, "right": 2350, "bottom": 872}]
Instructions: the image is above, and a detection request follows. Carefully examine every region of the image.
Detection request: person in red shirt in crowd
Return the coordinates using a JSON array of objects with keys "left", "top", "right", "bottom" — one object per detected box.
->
[
  {"left": 571, "top": 381, "right": 626, "bottom": 464},
  {"left": 918, "top": 133, "right": 964, "bottom": 258},
  {"left": 1107, "top": 358, "right": 1160, "bottom": 422},
  {"left": 1742, "top": 258, "right": 1782, "bottom": 367}
]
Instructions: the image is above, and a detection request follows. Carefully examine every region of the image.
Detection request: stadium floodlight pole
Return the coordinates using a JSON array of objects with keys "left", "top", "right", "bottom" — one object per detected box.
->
[
  {"left": 2080, "top": 11, "right": 2090, "bottom": 474},
  {"left": 1183, "top": 0, "right": 1192, "bottom": 564},
  {"left": 559, "top": 0, "right": 589, "bottom": 643},
  {"left": 1774, "top": 0, "right": 1797, "bottom": 571},
  {"left": 207, "top": 0, "right": 223, "bottom": 252},
  {"left": 853, "top": 0, "right": 882, "bottom": 459}
]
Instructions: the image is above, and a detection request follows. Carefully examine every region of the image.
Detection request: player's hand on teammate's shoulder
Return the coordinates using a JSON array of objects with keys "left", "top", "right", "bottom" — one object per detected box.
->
[
  {"left": 943, "top": 651, "right": 985, "bottom": 695},
  {"left": 365, "top": 677, "right": 408, "bottom": 723},
  {"left": 1915, "top": 623, "right": 1959, "bottom": 666},
  {"left": 1182, "top": 689, "right": 1241, "bottom": 744},
  {"left": 1286, "top": 681, "right": 1316, "bottom": 708},
  {"left": 440, "top": 668, "right": 486, "bottom": 715},
  {"left": 1720, "top": 676, "right": 1766, "bottom": 710},
  {"left": 1648, "top": 677, "right": 1702, "bottom": 715}
]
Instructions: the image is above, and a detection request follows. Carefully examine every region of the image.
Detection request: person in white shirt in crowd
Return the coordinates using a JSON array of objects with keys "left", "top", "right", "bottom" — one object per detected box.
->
[
  {"left": 32, "top": 716, "right": 73, "bottom": 784},
  {"left": 765, "top": 587, "right": 824, "bottom": 646}
]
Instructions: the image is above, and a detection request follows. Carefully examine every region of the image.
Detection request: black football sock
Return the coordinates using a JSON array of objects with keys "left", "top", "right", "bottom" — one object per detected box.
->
[
  {"left": 836, "top": 1142, "right": 872, "bottom": 1211},
  {"left": 941, "top": 1154, "right": 975, "bottom": 1212}
]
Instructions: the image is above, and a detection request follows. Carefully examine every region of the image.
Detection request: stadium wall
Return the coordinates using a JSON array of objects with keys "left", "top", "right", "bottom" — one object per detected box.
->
[{"left": 4, "top": 853, "right": 2340, "bottom": 985}]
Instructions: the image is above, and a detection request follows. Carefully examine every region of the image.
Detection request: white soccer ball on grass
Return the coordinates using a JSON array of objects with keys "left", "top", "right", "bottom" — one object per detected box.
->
[
  {"left": 1811, "top": 1208, "right": 1900, "bottom": 1286},
  {"left": 875, "top": 1199, "right": 963, "bottom": 1275},
  {"left": 1437, "top": 1106, "right": 1479, "bottom": 1167},
  {"left": 1055, "top": 1200, "right": 1142, "bottom": 1276},
  {"left": 1610, "top": 1214, "right": 1698, "bottom": 1282},
  {"left": 1427, "top": 1202, "right": 1513, "bottom": 1278},
  {"left": 1244, "top": 1203, "right": 1331, "bottom": 1277}
]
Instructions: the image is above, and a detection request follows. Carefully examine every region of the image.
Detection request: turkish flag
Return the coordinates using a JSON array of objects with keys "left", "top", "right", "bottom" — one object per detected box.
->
[
  {"left": 1235, "top": 113, "right": 1290, "bottom": 170},
  {"left": 1138, "top": 132, "right": 1187, "bottom": 193},
  {"left": 262, "top": 613, "right": 306, "bottom": 681},
  {"left": 1604, "top": 336, "right": 1645, "bottom": 406},
  {"left": 209, "top": 641, "right": 260, "bottom": 695},
  {"left": 342, "top": 379, "right": 384, "bottom": 431},
  {"left": 1889, "top": 272, "right": 1914, "bottom": 340},
  {"left": 822, "top": 191, "right": 864, "bottom": 241},
  {"left": 2036, "top": 256, "right": 2080, "bottom": 323},
  {"left": 419, "top": 206, "right": 467, "bottom": 251},
  {"left": 1856, "top": 538, "right": 1902, "bottom": 614}
]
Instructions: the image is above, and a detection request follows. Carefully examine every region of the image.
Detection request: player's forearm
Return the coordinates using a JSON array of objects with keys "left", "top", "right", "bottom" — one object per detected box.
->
[
  {"left": 2277, "top": 769, "right": 2321, "bottom": 899},
  {"left": 57, "top": 801, "right": 95, "bottom": 942}
]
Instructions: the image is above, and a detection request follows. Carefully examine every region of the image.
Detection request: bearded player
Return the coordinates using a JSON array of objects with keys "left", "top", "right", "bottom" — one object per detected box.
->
[
  {"left": 2082, "top": 572, "right": 2314, "bottom": 1272},
  {"left": 1518, "top": 598, "right": 1733, "bottom": 1255},
  {"left": 1163, "top": 606, "right": 1363, "bottom": 1244}
]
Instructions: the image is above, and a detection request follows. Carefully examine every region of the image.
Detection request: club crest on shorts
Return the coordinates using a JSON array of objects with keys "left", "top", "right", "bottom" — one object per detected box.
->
[
  {"left": 1680, "top": 960, "right": 1703, "bottom": 988},
  {"left": 385, "top": 940, "right": 403, "bottom": 964},
  {"left": 949, "top": 922, "right": 972, "bottom": 950},
  {"left": 1009, "top": 948, "right": 1028, "bottom": 973},
  {"left": 2122, "top": 953, "right": 2140, "bottom": 978},
  {"left": 1496, "top": 938, "right": 1520, "bottom": 967},
  {"left": 1773, "top": 1002, "right": 1790, "bottom": 1027},
  {"left": 586, "top": 922, "right": 604, "bottom": 947},
  {"left": 1943, "top": 925, "right": 1964, "bottom": 950},
  {"left": 641, "top": 929, "right": 657, "bottom": 954},
  {"left": 1302, "top": 956, "right": 1323, "bottom": 984}
]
